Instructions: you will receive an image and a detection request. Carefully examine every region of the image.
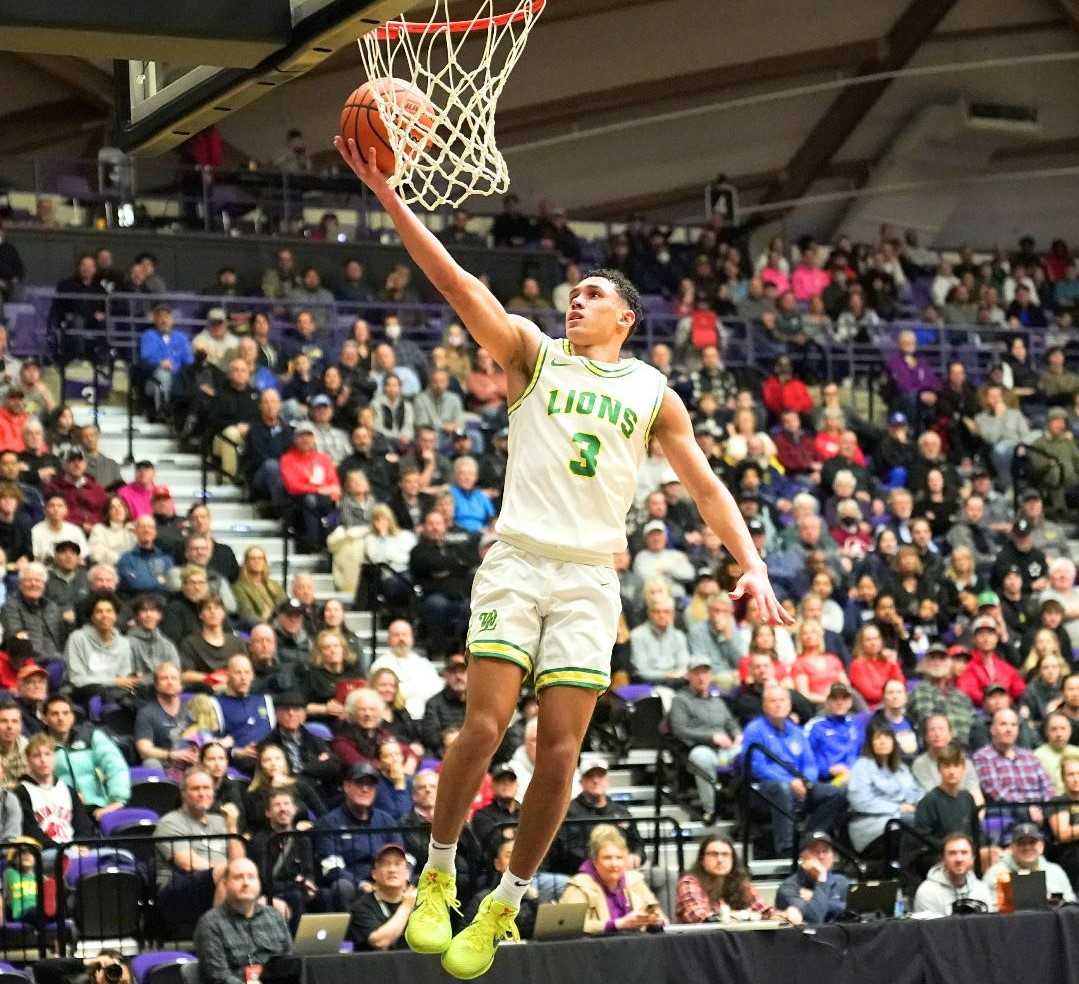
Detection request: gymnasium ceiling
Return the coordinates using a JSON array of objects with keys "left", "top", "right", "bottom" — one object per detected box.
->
[{"left": 1, "top": 0, "right": 1079, "bottom": 244}]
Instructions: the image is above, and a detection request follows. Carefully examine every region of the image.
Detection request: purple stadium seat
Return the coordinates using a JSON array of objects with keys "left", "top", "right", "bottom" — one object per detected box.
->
[
  {"left": 128, "top": 766, "right": 167, "bottom": 783},
  {"left": 65, "top": 853, "right": 137, "bottom": 886},
  {"left": 100, "top": 807, "right": 159, "bottom": 836},
  {"left": 131, "top": 951, "right": 197, "bottom": 984}
]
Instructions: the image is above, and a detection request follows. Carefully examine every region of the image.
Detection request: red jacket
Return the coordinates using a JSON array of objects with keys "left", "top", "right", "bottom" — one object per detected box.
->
[
  {"left": 774, "top": 431, "right": 818, "bottom": 474},
  {"left": 0, "top": 408, "right": 27, "bottom": 452},
  {"left": 280, "top": 448, "right": 341, "bottom": 497},
  {"left": 44, "top": 474, "right": 107, "bottom": 529},
  {"left": 849, "top": 657, "right": 905, "bottom": 706},
  {"left": 956, "top": 652, "right": 1026, "bottom": 706},
  {"left": 762, "top": 377, "right": 814, "bottom": 417}
]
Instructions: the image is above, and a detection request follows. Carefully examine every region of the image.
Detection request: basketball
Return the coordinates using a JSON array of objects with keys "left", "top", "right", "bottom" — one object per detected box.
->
[{"left": 340, "top": 77, "right": 435, "bottom": 176}]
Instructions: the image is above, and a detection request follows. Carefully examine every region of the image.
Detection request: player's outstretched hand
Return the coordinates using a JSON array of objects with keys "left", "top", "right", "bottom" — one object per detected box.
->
[
  {"left": 730, "top": 566, "right": 794, "bottom": 626},
  {"left": 333, "top": 136, "right": 392, "bottom": 198}
]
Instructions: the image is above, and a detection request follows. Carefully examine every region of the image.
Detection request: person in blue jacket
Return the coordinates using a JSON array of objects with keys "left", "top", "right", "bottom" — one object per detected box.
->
[
  {"left": 139, "top": 303, "right": 194, "bottom": 418},
  {"left": 805, "top": 682, "right": 863, "bottom": 784},
  {"left": 117, "top": 515, "right": 174, "bottom": 596},
  {"left": 775, "top": 831, "right": 850, "bottom": 925},
  {"left": 314, "top": 762, "right": 403, "bottom": 910},
  {"left": 741, "top": 685, "right": 847, "bottom": 856}
]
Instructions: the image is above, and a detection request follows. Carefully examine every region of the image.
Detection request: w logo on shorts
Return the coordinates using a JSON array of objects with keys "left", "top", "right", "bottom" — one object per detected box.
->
[{"left": 478, "top": 610, "right": 497, "bottom": 631}]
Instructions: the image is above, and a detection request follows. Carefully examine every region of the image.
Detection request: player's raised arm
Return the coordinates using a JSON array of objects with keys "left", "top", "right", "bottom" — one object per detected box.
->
[
  {"left": 652, "top": 387, "right": 793, "bottom": 626},
  {"left": 334, "top": 136, "right": 538, "bottom": 376}
]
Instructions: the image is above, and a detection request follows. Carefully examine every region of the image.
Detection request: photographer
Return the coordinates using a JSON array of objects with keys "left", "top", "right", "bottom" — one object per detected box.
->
[{"left": 32, "top": 950, "right": 131, "bottom": 984}]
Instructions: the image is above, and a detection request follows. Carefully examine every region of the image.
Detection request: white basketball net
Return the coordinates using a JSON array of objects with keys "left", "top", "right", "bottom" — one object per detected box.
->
[{"left": 358, "top": 0, "right": 544, "bottom": 210}]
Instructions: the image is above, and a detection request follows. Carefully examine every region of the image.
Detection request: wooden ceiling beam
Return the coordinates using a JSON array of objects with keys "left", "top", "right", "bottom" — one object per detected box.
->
[
  {"left": 751, "top": 0, "right": 959, "bottom": 220},
  {"left": 496, "top": 39, "right": 885, "bottom": 138},
  {"left": 4, "top": 53, "right": 115, "bottom": 109},
  {"left": 0, "top": 98, "right": 109, "bottom": 155}
]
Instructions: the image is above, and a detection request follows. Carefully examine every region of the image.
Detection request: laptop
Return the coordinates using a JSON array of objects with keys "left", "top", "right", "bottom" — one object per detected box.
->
[
  {"left": 1011, "top": 869, "right": 1049, "bottom": 911},
  {"left": 846, "top": 880, "right": 900, "bottom": 916},
  {"left": 293, "top": 914, "right": 351, "bottom": 955},
  {"left": 532, "top": 902, "right": 587, "bottom": 941}
]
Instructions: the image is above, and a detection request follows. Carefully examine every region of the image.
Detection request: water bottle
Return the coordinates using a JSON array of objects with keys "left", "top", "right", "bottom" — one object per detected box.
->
[{"left": 894, "top": 891, "right": 906, "bottom": 919}]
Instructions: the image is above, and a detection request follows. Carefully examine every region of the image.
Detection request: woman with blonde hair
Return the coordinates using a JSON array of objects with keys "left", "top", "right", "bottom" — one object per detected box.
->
[
  {"left": 182, "top": 694, "right": 227, "bottom": 746},
  {"left": 233, "top": 546, "right": 286, "bottom": 623},
  {"left": 370, "top": 666, "right": 423, "bottom": 757},
  {"left": 361, "top": 504, "right": 417, "bottom": 611},
  {"left": 1020, "top": 643, "right": 1066, "bottom": 726},
  {"left": 560, "top": 825, "right": 666, "bottom": 934},
  {"left": 723, "top": 408, "right": 776, "bottom": 466},
  {"left": 297, "top": 630, "right": 362, "bottom": 720},
  {"left": 242, "top": 740, "right": 326, "bottom": 833},
  {"left": 791, "top": 619, "right": 850, "bottom": 708},
  {"left": 849, "top": 623, "right": 905, "bottom": 707},
  {"left": 318, "top": 598, "right": 366, "bottom": 674},
  {"left": 327, "top": 470, "right": 376, "bottom": 594}
]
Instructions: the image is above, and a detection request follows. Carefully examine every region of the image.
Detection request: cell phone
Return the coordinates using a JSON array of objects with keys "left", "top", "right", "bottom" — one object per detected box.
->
[{"left": 645, "top": 902, "right": 661, "bottom": 914}]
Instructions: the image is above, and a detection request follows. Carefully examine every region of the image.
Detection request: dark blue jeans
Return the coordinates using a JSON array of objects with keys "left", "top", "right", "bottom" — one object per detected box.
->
[{"left": 759, "top": 780, "right": 847, "bottom": 855}]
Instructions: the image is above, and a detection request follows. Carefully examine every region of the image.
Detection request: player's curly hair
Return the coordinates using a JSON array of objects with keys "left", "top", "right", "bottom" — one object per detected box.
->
[{"left": 584, "top": 267, "right": 643, "bottom": 339}]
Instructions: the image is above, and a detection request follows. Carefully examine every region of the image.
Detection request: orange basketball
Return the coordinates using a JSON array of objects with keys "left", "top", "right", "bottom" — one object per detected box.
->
[{"left": 340, "top": 77, "right": 435, "bottom": 176}]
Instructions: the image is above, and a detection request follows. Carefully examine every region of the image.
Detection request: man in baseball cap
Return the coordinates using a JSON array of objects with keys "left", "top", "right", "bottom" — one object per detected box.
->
[
  {"left": 991, "top": 517, "right": 1049, "bottom": 593},
  {"left": 982, "top": 821, "right": 1075, "bottom": 904},
  {"left": 350, "top": 842, "right": 415, "bottom": 951},
  {"left": 775, "top": 830, "right": 850, "bottom": 925},
  {"left": 471, "top": 763, "right": 520, "bottom": 856},
  {"left": 667, "top": 655, "right": 742, "bottom": 824},
  {"left": 559, "top": 751, "right": 645, "bottom": 874},
  {"left": 316, "top": 761, "right": 403, "bottom": 908},
  {"left": 956, "top": 615, "right": 1025, "bottom": 706}
]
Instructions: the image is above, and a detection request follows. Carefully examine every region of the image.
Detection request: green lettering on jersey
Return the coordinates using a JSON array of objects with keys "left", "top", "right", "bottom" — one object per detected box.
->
[
  {"left": 544, "top": 386, "right": 636, "bottom": 439},
  {"left": 575, "top": 391, "right": 596, "bottom": 415},
  {"left": 598, "top": 395, "right": 622, "bottom": 425}
]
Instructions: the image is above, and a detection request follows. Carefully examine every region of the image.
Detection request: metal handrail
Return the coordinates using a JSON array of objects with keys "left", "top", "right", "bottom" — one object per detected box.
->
[{"left": 740, "top": 741, "right": 810, "bottom": 872}]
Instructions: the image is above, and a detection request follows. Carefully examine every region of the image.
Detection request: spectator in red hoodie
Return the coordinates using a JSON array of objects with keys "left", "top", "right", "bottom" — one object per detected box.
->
[
  {"left": 280, "top": 423, "right": 341, "bottom": 554},
  {"left": 44, "top": 448, "right": 107, "bottom": 535},
  {"left": 761, "top": 356, "right": 814, "bottom": 420},
  {"left": 0, "top": 389, "right": 28, "bottom": 453},
  {"left": 956, "top": 616, "right": 1025, "bottom": 706},
  {"left": 773, "top": 410, "right": 819, "bottom": 479}
]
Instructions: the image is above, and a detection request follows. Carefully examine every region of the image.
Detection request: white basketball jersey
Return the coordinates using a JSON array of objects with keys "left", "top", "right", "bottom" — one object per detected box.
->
[{"left": 496, "top": 337, "right": 669, "bottom": 564}]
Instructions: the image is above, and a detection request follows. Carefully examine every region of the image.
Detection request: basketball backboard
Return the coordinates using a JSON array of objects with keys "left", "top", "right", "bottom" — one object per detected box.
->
[{"left": 113, "top": 0, "right": 415, "bottom": 155}]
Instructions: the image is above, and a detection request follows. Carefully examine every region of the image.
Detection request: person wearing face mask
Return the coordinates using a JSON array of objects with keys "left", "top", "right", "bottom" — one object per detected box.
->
[{"left": 382, "top": 313, "right": 426, "bottom": 375}]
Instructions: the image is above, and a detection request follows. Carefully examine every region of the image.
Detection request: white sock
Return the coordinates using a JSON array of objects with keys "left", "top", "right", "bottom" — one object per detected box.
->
[
  {"left": 489, "top": 868, "right": 530, "bottom": 910},
  {"left": 427, "top": 838, "right": 458, "bottom": 874}
]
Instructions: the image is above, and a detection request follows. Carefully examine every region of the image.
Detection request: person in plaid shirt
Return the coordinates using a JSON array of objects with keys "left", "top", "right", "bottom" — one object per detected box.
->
[
  {"left": 971, "top": 707, "right": 1054, "bottom": 827},
  {"left": 908, "top": 645, "right": 976, "bottom": 747}
]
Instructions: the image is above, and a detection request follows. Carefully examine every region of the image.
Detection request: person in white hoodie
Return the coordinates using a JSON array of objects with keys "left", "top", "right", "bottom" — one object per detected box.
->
[
  {"left": 64, "top": 592, "right": 137, "bottom": 704},
  {"left": 913, "top": 832, "right": 994, "bottom": 915}
]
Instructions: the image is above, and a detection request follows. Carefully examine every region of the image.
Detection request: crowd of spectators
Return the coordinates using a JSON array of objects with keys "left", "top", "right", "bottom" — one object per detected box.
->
[{"left": 0, "top": 211, "right": 1075, "bottom": 968}]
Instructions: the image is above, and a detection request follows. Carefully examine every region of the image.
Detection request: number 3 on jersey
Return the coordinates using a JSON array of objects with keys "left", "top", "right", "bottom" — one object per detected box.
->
[{"left": 569, "top": 432, "right": 602, "bottom": 478}]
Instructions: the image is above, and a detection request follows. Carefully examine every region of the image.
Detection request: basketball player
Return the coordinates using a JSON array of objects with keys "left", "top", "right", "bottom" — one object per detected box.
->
[{"left": 336, "top": 134, "right": 790, "bottom": 978}]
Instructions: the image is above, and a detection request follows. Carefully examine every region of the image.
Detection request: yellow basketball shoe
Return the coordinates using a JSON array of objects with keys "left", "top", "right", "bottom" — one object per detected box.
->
[
  {"left": 405, "top": 867, "right": 460, "bottom": 954},
  {"left": 441, "top": 894, "right": 520, "bottom": 980}
]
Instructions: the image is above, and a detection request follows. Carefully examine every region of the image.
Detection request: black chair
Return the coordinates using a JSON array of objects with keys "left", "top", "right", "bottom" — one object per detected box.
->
[
  {"left": 128, "top": 779, "right": 181, "bottom": 814},
  {"left": 72, "top": 870, "right": 143, "bottom": 943}
]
